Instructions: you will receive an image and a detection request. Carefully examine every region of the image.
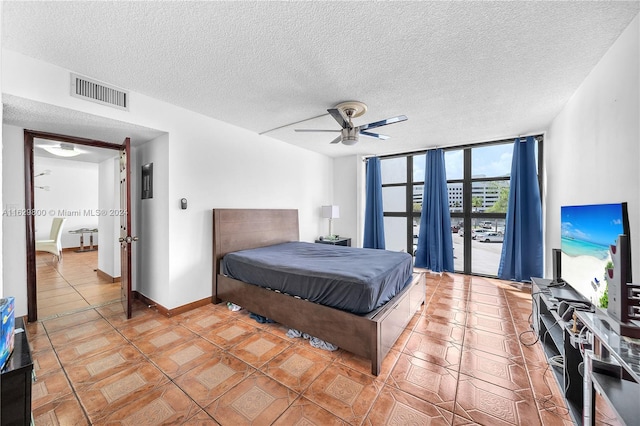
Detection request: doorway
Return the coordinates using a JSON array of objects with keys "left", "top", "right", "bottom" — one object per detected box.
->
[
  {"left": 24, "top": 130, "right": 130, "bottom": 322},
  {"left": 33, "top": 147, "right": 121, "bottom": 318}
]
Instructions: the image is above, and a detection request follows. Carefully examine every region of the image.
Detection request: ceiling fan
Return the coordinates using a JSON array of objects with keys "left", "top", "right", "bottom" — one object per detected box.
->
[{"left": 295, "top": 101, "right": 407, "bottom": 145}]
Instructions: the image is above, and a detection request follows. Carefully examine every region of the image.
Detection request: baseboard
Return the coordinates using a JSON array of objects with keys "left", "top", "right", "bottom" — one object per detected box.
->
[
  {"left": 96, "top": 269, "right": 121, "bottom": 283},
  {"left": 132, "top": 292, "right": 211, "bottom": 318}
]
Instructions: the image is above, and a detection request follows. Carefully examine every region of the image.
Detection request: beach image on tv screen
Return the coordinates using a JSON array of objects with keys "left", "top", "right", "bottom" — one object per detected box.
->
[{"left": 561, "top": 203, "right": 625, "bottom": 305}]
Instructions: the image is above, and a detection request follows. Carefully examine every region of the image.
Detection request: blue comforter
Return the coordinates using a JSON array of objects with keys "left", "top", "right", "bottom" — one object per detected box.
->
[{"left": 221, "top": 241, "right": 413, "bottom": 314}]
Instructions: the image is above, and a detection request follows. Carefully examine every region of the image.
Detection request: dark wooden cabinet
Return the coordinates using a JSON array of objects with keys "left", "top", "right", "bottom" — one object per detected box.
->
[
  {"left": 1, "top": 317, "right": 33, "bottom": 426},
  {"left": 315, "top": 237, "right": 351, "bottom": 247}
]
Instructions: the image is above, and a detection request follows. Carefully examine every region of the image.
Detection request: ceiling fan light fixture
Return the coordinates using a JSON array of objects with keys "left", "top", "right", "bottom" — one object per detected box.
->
[
  {"left": 40, "top": 143, "right": 85, "bottom": 157},
  {"left": 341, "top": 128, "right": 359, "bottom": 145}
]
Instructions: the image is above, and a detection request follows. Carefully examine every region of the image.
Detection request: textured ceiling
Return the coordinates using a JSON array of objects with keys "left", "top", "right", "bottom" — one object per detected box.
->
[{"left": 2, "top": 1, "right": 639, "bottom": 158}]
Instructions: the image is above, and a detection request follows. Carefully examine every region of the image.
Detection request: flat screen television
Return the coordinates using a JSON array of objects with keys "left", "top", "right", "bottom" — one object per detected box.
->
[{"left": 560, "top": 202, "right": 631, "bottom": 306}]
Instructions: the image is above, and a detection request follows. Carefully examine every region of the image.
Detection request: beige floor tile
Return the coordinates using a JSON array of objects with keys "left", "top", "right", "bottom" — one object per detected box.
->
[
  {"left": 65, "top": 345, "right": 148, "bottom": 389},
  {"left": 274, "top": 396, "right": 348, "bottom": 425},
  {"left": 363, "top": 385, "right": 453, "bottom": 425},
  {"left": 76, "top": 362, "right": 169, "bottom": 422},
  {"left": 174, "top": 353, "right": 254, "bottom": 407},
  {"left": 150, "top": 337, "right": 224, "bottom": 379},
  {"left": 261, "top": 345, "right": 332, "bottom": 393},
  {"left": 99, "top": 382, "right": 201, "bottom": 425},
  {"left": 26, "top": 272, "right": 581, "bottom": 426},
  {"left": 32, "top": 394, "right": 89, "bottom": 426},
  {"left": 205, "top": 372, "right": 297, "bottom": 425},
  {"left": 132, "top": 324, "right": 198, "bottom": 356},
  {"left": 31, "top": 369, "right": 75, "bottom": 410},
  {"left": 302, "top": 363, "right": 383, "bottom": 424}
]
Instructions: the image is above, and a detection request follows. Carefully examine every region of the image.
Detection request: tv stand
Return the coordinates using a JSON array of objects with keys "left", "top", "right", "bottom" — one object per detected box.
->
[
  {"left": 531, "top": 277, "right": 589, "bottom": 424},
  {"left": 547, "top": 278, "right": 565, "bottom": 288},
  {"left": 596, "top": 234, "right": 640, "bottom": 338},
  {"left": 576, "top": 310, "right": 639, "bottom": 425}
]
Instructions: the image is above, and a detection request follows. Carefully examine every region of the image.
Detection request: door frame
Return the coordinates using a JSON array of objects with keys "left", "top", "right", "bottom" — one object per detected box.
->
[
  {"left": 24, "top": 130, "right": 126, "bottom": 322},
  {"left": 119, "top": 138, "right": 133, "bottom": 319}
]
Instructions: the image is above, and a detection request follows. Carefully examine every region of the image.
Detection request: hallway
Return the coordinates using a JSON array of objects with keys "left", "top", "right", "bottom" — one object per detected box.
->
[{"left": 36, "top": 250, "right": 121, "bottom": 319}]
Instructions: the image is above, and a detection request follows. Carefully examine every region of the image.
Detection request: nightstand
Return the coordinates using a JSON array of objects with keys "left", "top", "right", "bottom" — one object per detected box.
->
[{"left": 315, "top": 237, "right": 351, "bottom": 247}]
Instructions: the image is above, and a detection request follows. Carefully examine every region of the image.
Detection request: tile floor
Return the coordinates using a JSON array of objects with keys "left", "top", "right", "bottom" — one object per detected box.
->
[
  {"left": 36, "top": 250, "right": 121, "bottom": 319},
  {"left": 25, "top": 273, "right": 621, "bottom": 425}
]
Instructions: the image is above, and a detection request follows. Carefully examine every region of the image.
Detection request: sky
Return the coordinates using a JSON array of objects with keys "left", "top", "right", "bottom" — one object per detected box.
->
[{"left": 561, "top": 203, "right": 626, "bottom": 245}]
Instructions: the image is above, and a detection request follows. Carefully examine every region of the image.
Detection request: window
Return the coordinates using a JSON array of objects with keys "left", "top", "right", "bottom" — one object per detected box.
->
[
  {"left": 379, "top": 137, "right": 542, "bottom": 276},
  {"left": 378, "top": 154, "right": 418, "bottom": 253}
]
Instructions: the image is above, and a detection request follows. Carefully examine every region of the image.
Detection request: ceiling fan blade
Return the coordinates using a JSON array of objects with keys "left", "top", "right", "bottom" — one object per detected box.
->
[
  {"left": 294, "top": 129, "right": 341, "bottom": 133},
  {"left": 329, "top": 135, "right": 342, "bottom": 144},
  {"left": 359, "top": 115, "right": 408, "bottom": 131},
  {"left": 327, "top": 108, "right": 348, "bottom": 129},
  {"left": 360, "top": 131, "right": 390, "bottom": 140}
]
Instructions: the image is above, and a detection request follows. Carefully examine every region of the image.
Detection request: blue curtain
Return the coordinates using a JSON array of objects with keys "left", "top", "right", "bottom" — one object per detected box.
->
[
  {"left": 363, "top": 157, "right": 385, "bottom": 249},
  {"left": 498, "top": 136, "right": 543, "bottom": 281},
  {"left": 415, "top": 149, "right": 454, "bottom": 272}
]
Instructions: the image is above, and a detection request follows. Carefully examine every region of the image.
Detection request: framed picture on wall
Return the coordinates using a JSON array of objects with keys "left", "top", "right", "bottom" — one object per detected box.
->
[{"left": 142, "top": 163, "right": 153, "bottom": 199}]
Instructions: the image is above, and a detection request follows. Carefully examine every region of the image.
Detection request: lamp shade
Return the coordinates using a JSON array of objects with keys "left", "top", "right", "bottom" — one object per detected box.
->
[{"left": 322, "top": 205, "right": 340, "bottom": 219}]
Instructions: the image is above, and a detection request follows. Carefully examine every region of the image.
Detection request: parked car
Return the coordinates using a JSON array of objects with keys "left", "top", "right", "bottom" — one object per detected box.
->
[
  {"left": 451, "top": 225, "right": 460, "bottom": 233},
  {"left": 479, "top": 232, "right": 504, "bottom": 243},
  {"left": 459, "top": 228, "right": 484, "bottom": 239},
  {"left": 472, "top": 230, "right": 492, "bottom": 240}
]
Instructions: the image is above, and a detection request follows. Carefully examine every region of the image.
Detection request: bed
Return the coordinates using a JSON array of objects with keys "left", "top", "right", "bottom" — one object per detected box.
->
[{"left": 212, "top": 208, "right": 426, "bottom": 375}]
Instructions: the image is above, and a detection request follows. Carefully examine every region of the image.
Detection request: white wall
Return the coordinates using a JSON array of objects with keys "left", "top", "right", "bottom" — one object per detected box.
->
[
  {"left": 131, "top": 134, "right": 170, "bottom": 302},
  {"left": 1, "top": 9, "right": 4, "bottom": 299},
  {"left": 33, "top": 156, "right": 99, "bottom": 248},
  {"left": 2, "top": 125, "right": 25, "bottom": 312},
  {"left": 97, "top": 156, "right": 121, "bottom": 278},
  {"left": 333, "top": 155, "right": 364, "bottom": 247},
  {"left": 2, "top": 49, "right": 333, "bottom": 315},
  {"left": 164, "top": 116, "right": 332, "bottom": 308},
  {"left": 545, "top": 15, "right": 639, "bottom": 278},
  {"left": 0, "top": 16, "right": 3, "bottom": 298}
]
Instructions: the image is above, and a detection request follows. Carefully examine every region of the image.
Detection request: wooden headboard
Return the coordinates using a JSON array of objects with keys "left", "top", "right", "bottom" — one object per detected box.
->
[{"left": 212, "top": 208, "right": 299, "bottom": 302}]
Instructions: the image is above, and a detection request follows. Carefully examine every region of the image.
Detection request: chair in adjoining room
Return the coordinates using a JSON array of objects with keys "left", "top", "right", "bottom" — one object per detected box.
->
[{"left": 35, "top": 217, "right": 66, "bottom": 261}]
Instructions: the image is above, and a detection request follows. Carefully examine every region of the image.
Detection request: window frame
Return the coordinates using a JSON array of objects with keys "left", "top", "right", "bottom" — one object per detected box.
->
[{"left": 378, "top": 136, "right": 543, "bottom": 276}]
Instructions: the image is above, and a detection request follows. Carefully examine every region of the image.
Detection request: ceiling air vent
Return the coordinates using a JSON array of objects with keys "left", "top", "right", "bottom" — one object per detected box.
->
[{"left": 70, "top": 73, "right": 129, "bottom": 111}]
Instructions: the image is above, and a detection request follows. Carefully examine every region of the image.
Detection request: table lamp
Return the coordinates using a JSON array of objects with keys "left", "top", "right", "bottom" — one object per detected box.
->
[{"left": 322, "top": 205, "right": 340, "bottom": 239}]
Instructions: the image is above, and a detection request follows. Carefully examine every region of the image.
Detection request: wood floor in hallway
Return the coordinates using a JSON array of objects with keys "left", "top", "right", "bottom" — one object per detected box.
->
[{"left": 36, "top": 250, "right": 121, "bottom": 319}]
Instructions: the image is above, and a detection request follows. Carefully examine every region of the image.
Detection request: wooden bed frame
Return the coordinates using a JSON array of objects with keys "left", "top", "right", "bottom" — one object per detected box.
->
[{"left": 212, "top": 208, "right": 426, "bottom": 375}]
